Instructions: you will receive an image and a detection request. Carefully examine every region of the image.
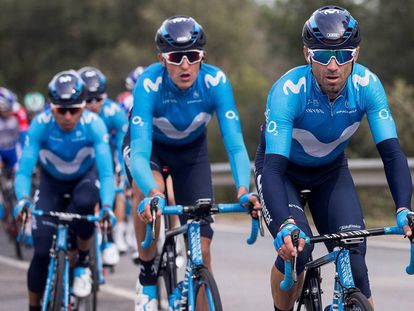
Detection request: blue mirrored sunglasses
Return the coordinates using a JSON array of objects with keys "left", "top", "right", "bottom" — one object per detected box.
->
[{"left": 308, "top": 49, "right": 357, "bottom": 66}]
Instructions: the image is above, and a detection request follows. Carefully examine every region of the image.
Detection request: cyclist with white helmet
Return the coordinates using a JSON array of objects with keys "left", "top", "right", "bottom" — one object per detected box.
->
[
  {"left": 123, "top": 15, "right": 261, "bottom": 310},
  {"left": 254, "top": 6, "right": 412, "bottom": 310},
  {"left": 78, "top": 66, "right": 129, "bottom": 262},
  {"left": 24, "top": 92, "right": 46, "bottom": 121},
  {"left": 14, "top": 70, "right": 115, "bottom": 311}
]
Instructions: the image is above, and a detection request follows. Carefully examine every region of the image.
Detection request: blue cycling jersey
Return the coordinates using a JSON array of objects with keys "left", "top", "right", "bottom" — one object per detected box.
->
[
  {"left": 129, "top": 62, "right": 251, "bottom": 196},
  {"left": 98, "top": 98, "right": 128, "bottom": 172},
  {"left": 15, "top": 110, "right": 115, "bottom": 206},
  {"left": 264, "top": 63, "right": 397, "bottom": 164}
]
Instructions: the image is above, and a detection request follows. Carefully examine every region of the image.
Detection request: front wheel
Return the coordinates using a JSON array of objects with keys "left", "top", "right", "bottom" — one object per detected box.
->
[
  {"left": 193, "top": 267, "right": 222, "bottom": 311},
  {"left": 344, "top": 290, "right": 373, "bottom": 311}
]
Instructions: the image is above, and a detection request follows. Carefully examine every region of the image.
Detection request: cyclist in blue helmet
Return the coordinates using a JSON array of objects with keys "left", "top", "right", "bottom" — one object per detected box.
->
[
  {"left": 14, "top": 70, "right": 115, "bottom": 310},
  {"left": 254, "top": 6, "right": 412, "bottom": 310},
  {"left": 123, "top": 15, "right": 261, "bottom": 310},
  {"left": 0, "top": 87, "right": 23, "bottom": 170},
  {"left": 78, "top": 66, "right": 129, "bottom": 262},
  {"left": 117, "top": 65, "right": 146, "bottom": 114}
]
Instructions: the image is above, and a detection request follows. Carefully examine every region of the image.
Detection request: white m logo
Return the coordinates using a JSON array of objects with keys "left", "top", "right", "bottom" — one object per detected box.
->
[
  {"left": 143, "top": 77, "right": 162, "bottom": 93},
  {"left": 283, "top": 77, "right": 306, "bottom": 95},
  {"left": 103, "top": 103, "right": 120, "bottom": 117},
  {"left": 352, "top": 69, "right": 377, "bottom": 90},
  {"left": 204, "top": 71, "right": 226, "bottom": 88}
]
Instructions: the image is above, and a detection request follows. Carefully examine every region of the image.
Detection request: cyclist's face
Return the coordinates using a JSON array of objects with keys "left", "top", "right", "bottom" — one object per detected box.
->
[
  {"left": 159, "top": 54, "right": 201, "bottom": 90},
  {"left": 53, "top": 107, "right": 83, "bottom": 132},
  {"left": 304, "top": 47, "right": 359, "bottom": 100}
]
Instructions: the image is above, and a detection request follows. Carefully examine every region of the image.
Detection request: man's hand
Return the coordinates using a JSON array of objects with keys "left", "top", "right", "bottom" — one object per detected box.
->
[
  {"left": 13, "top": 198, "right": 32, "bottom": 225},
  {"left": 274, "top": 222, "right": 306, "bottom": 261},
  {"left": 99, "top": 205, "right": 116, "bottom": 230},
  {"left": 397, "top": 208, "right": 413, "bottom": 238},
  {"left": 137, "top": 192, "right": 164, "bottom": 224},
  {"left": 238, "top": 192, "right": 262, "bottom": 218}
]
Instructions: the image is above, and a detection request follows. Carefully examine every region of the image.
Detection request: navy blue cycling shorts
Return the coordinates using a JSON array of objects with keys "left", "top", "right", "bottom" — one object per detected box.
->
[
  {"left": 123, "top": 129, "right": 214, "bottom": 239},
  {"left": 254, "top": 127, "right": 371, "bottom": 298}
]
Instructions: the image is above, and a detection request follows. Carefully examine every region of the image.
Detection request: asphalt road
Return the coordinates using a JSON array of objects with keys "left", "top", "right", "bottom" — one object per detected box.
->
[{"left": 1, "top": 219, "right": 413, "bottom": 310}]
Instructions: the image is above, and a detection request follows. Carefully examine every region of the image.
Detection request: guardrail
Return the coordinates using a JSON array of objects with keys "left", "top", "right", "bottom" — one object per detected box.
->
[{"left": 211, "top": 158, "right": 414, "bottom": 187}]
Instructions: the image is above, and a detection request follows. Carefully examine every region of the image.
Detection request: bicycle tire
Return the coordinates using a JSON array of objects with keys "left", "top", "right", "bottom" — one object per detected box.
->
[
  {"left": 344, "top": 290, "right": 373, "bottom": 311},
  {"left": 47, "top": 250, "right": 65, "bottom": 311},
  {"left": 193, "top": 267, "right": 222, "bottom": 311}
]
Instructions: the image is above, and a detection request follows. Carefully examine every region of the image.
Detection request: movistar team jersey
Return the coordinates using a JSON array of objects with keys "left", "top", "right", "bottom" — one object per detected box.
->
[
  {"left": 264, "top": 63, "right": 397, "bottom": 165},
  {"left": 15, "top": 110, "right": 115, "bottom": 206},
  {"left": 98, "top": 98, "right": 128, "bottom": 172},
  {"left": 129, "top": 62, "right": 251, "bottom": 196},
  {"left": 0, "top": 115, "right": 20, "bottom": 150}
]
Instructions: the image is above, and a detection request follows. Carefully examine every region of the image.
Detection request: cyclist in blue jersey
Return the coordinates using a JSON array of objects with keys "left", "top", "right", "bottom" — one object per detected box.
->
[
  {"left": 79, "top": 66, "right": 129, "bottom": 262},
  {"left": 123, "top": 15, "right": 261, "bottom": 310},
  {"left": 254, "top": 6, "right": 413, "bottom": 311},
  {"left": 117, "top": 65, "right": 146, "bottom": 114},
  {"left": 14, "top": 70, "right": 115, "bottom": 311}
]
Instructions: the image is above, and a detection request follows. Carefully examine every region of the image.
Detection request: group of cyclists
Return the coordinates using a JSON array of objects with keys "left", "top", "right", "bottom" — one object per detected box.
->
[{"left": 1, "top": 5, "right": 413, "bottom": 311}]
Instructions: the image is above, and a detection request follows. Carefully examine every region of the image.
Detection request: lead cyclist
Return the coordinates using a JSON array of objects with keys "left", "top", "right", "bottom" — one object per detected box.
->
[{"left": 254, "top": 6, "right": 413, "bottom": 311}]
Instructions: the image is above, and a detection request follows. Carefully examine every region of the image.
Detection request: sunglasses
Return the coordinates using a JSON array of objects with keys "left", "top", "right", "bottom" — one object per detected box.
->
[
  {"left": 308, "top": 49, "right": 357, "bottom": 66},
  {"left": 86, "top": 96, "right": 104, "bottom": 104},
  {"left": 162, "top": 50, "right": 204, "bottom": 66},
  {"left": 51, "top": 104, "right": 84, "bottom": 115}
]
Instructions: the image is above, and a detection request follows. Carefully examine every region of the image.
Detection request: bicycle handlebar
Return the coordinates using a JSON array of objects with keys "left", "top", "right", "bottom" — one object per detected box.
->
[
  {"left": 140, "top": 199, "right": 260, "bottom": 249},
  {"left": 280, "top": 215, "right": 414, "bottom": 291}
]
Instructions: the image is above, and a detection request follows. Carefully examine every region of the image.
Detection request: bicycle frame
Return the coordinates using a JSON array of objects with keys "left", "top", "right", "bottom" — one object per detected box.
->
[
  {"left": 142, "top": 199, "right": 261, "bottom": 310},
  {"left": 42, "top": 225, "right": 71, "bottom": 311}
]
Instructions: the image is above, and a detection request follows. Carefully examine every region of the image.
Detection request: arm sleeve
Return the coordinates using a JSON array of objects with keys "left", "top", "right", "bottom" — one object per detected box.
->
[
  {"left": 258, "top": 77, "right": 302, "bottom": 236},
  {"left": 213, "top": 71, "right": 251, "bottom": 191},
  {"left": 377, "top": 138, "right": 412, "bottom": 211},
  {"left": 14, "top": 118, "right": 42, "bottom": 200},
  {"left": 129, "top": 78, "right": 158, "bottom": 196},
  {"left": 91, "top": 118, "right": 115, "bottom": 207},
  {"left": 113, "top": 107, "right": 128, "bottom": 175}
]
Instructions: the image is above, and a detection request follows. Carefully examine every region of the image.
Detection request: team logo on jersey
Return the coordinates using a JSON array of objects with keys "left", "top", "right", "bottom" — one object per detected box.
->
[
  {"left": 292, "top": 122, "right": 360, "bottom": 157},
  {"left": 266, "top": 121, "right": 278, "bottom": 136},
  {"left": 103, "top": 103, "right": 120, "bottom": 117},
  {"left": 225, "top": 110, "right": 239, "bottom": 120},
  {"left": 80, "top": 112, "right": 98, "bottom": 124},
  {"left": 204, "top": 71, "right": 226, "bottom": 88},
  {"left": 37, "top": 113, "right": 53, "bottom": 124},
  {"left": 378, "top": 108, "right": 392, "bottom": 120},
  {"left": 103, "top": 133, "right": 109, "bottom": 143},
  {"left": 153, "top": 112, "right": 211, "bottom": 139},
  {"left": 352, "top": 69, "right": 377, "bottom": 90},
  {"left": 283, "top": 77, "right": 306, "bottom": 95},
  {"left": 39, "top": 147, "right": 94, "bottom": 174},
  {"left": 131, "top": 116, "right": 144, "bottom": 127},
  {"left": 143, "top": 77, "right": 162, "bottom": 93}
]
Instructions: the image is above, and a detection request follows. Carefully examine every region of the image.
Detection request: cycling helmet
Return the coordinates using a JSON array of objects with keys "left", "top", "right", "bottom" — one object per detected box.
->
[
  {"left": 78, "top": 66, "right": 106, "bottom": 100},
  {"left": 48, "top": 70, "right": 85, "bottom": 106},
  {"left": 24, "top": 92, "right": 45, "bottom": 113},
  {"left": 0, "top": 87, "right": 17, "bottom": 112},
  {"left": 302, "top": 6, "right": 361, "bottom": 49},
  {"left": 125, "top": 66, "right": 145, "bottom": 91},
  {"left": 155, "top": 15, "right": 206, "bottom": 53}
]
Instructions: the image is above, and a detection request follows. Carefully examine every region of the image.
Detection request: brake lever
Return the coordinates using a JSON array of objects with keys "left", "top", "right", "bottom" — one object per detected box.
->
[{"left": 291, "top": 229, "right": 300, "bottom": 283}]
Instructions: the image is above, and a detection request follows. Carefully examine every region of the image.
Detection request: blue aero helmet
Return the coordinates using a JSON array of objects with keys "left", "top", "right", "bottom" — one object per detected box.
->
[
  {"left": 125, "top": 66, "right": 145, "bottom": 91},
  {"left": 48, "top": 70, "right": 86, "bottom": 106},
  {"left": 155, "top": 15, "right": 206, "bottom": 53},
  {"left": 302, "top": 5, "right": 361, "bottom": 49},
  {"left": 78, "top": 66, "right": 106, "bottom": 100}
]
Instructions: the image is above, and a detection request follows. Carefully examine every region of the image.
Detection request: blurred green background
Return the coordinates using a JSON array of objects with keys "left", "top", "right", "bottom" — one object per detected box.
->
[{"left": 1, "top": 0, "right": 413, "bottom": 225}]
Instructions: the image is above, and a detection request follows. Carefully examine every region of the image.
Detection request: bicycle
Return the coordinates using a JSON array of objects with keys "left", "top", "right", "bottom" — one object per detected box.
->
[
  {"left": 280, "top": 213, "right": 414, "bottom": 311},
  {"left": 18, "top": 202, "right": 111, "bottom": 311},
  {"left": 0, "top": 166, "right": 23, "bottom": 259},
  {"left": 141, "top": 197, "right": 262, "bottom": 311}
]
